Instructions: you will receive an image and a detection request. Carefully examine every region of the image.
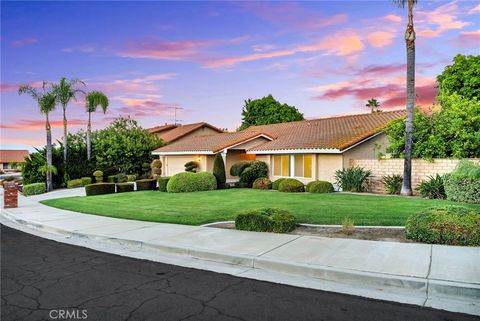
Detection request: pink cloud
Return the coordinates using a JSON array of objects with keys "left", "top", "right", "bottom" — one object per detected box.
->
[
  {"left": 61, "top": 45, "right": 95, "bottom": 53},
  {"left": 366, "top": 31, "right": 396, "bottom": 47},
  {"left": 11, "top": 37, "right": 38, "bottom": 47},
  {"left": 1, "top": 118, "right": 85, "bottom": 130},
  {"left": 469, "top": 4, "right": 480, "bottom": 14},
  {"left": 117, "top": 99, "right": 178, "bottom": 117},
  {"left": 89, "top": 73, "right": 174, "bottom": 94},
  {"left": 118, "top": 39, "right": 213, "bottom": 60},
  {"left": 1, "top": 81, "right": 44, "bottom": 93},
  {"left": 384, "top": 14, "right": 402, "bottom": 23},
  {"left": 416, "top": 2, "right": 470, "bottom": 38},
  {"left": 453, "top": 30, "right": 480, "bottom": 46}
]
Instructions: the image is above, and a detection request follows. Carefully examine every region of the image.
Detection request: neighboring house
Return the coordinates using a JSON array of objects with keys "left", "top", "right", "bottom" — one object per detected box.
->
[
  {"left": 0, "top": 149, "right": 29, "bottom": 170},
  {"left": 148, "top": 122, "right": 224, "bottom": 144},
  {"left": 152, "top": 111, "right": 405, "bottom": 184}
]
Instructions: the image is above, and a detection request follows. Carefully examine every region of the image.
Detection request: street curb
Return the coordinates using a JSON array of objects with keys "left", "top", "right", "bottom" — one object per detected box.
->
[{"left": 1, "top": 209, "right": 479, "bottom": 316}]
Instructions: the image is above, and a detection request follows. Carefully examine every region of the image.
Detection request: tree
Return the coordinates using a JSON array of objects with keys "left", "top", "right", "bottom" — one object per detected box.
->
[
  {"left": 238, "top": 94, "right": 304, "bottom": 130},
  {"left": 213, "top": 153, "right": 226, "bottom": 189},
  {"left": 437, "top": 54, "right": 480, "bottom": 100},
  {"left": 366, "top": 98, "right": 380, "bottom": 113},
  {"left": 92, "top": 117, "right": 163, "bottom": 175},
  {"left": 19, "top": 84, "right": 57, "bottom": 191},
  {"left": 85, "top": 91, "right": 109, "bottom": 160},
  {"left": 394, "top": 0, "right": 417, "bottom": 196},
  {"left": 52, "top": 77, "right": 85, "bottom": 162}
]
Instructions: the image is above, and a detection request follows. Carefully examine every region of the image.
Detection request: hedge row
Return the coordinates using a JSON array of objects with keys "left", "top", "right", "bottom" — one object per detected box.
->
[
  {"left": 23, "top": 183, "right": 46, "bottom": 196},
  {"left": 167, "top": 172, "right": 217, "bottom": 193},
  {"left": 235, "top": 208, "right": 296, "bottom": 233}
]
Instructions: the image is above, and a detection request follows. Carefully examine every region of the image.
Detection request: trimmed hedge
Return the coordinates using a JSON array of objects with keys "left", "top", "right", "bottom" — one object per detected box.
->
[
  {"left": 81, "top": 177, "right": 92, "bottom": 186},
  {"left": 167, "top": 172, "right": 217, "bottom": 193},
  {"left": 136, "top": 179, "right": 157, "bottom": 191},
  {"left": 252, "top": 177, "right": 272, "bottom": 189},
  {"left": 116, "top": 173, "right": 128, "bottom": 183},
  {"left": 213, "top": 153, "right": 227, "bottom": 189},
  {"left": 107, "top": 175, "right": 116, "bottom": 183},
  {"left": 85, "top": 183, "right": 116, "bottom": 196},
  {"left": 23, "top": 183, "right": 46, "bottom": 196},
  {"left": 306, "top": 181, "right": 334, "bottom": 193},
  {"left": 239, "top": 161, "right": 268, "bottom": 187},
  {"left": 230, "top": 161, "right": 251, "bottom": 177},
  {"left": 127, "top": 174, "right": 137, "bottom": 182},
  {"left": 405, "top": 206, "right": 480, "bottom": 246},
  {"left": 116, "top": 182, "right": 134, "bottom": 193},
  {"left": 184, "top": 161, "right": 199, "bottom": 173},
  {"left": 278, "top": 178, "right": 304, "bottom": 192},
  {"left": 67, "top": 179, "right": 83, "bottom": 189},
  {"left": 93, "top": 170, "right": 103, "bottom": 183},
  {"left": 444, "top": 161, "right": 480, "bottom": 204},
  {"left": 235, "top": 208, "right": 296, "bottom": 233},
  {"left": 272, "top": 178, "right": 286, "bottom": 190},
  {"left": 157, "top": 177, "right": 170, "bottom": 192}
]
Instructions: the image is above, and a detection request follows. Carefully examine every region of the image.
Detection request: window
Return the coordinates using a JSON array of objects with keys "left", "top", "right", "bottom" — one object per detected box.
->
[
  {"left": 273, "top": 154, "right": 313, "bottom": 178},
  {"left": 273, "top": 155, "right": 290, "bottom": 177}
]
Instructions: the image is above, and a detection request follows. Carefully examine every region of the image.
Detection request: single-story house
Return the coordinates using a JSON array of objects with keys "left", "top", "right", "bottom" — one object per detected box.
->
[
  {"left": 148, "top": 122, "right": 224, "bottom": 144},
  {"left": 152, "top": 111, "right": 405, "bottom": 184},
  {"left": 0, "top": 149, "right": 29, "bottom": 170}
]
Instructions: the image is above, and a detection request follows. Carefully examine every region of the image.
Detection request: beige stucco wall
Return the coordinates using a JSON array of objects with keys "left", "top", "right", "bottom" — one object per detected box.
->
[
  {"left": 316, "top": 154, "right": 343, "bottom": 183},
  {"left": 342, "top": 133, "right": 388, "bottom": 168}
]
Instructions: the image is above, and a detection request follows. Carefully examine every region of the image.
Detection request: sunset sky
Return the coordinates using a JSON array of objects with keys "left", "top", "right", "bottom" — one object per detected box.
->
[{"left": 1, "top": 1, "right": 479, "bottom": 151}]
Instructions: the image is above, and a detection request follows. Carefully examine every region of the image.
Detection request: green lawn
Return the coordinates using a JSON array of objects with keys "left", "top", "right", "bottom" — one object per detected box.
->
[{"left": 40, "top": 189, "right": 480, "bottom": 226}]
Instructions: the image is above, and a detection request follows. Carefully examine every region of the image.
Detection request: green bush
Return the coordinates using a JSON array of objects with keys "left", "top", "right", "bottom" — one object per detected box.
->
[
  {"left": 272, "top": 178, "right": 286, "bottom": 190},
  {"left": 151, "top": 159, "right": 162, "bottom": 179},
  {"left": 23, "top": 183, "right": 46, "bottom": 196},
  {"left": 85, "top": 183, "right": 116, "bottom": 196},
  {"left": 306, "top": 181, "right": 334, "bottom": 193},
  {"left": 239, "top": 161, "right": 268, "bottom": 187},
  {"left": 252, "top": 177, "right": 272, "bottom": 189},
  {"left": 234, "top": 181, "right": 250, "bottom": 188},
  {"left": 67, "top": 179, "right": 83, "bottom": 189},
  {"left": 116, "top": 182, "right": 134, "bottom": 193},
  {"left": 81, "top": 177, "right": 92, "bottom": 186},
  {"left": 335, "top": 166, "right": 371, "bottom": 192},
  {"left": 444, "top": 160, "right": 480, "bottom": 204},
  {"left": 127, "top": 174, "right": 137, "bottom": 182},
  {"left": 382, "top": 174, "right": 403, "bottom": 195},
  {"left": 167, "top": 172, "right": 217, "bottom": 193},
  {"left": 93, "top": 170, "right": 103, "bottom": 183},
  {"left": 278, "top": 178, "right": 304, "bottom": 192},
  {"left": 405, "top": 206, "right": 480, "bottom": 246},
  {"left": 213, "top": 153, "right": 227, "bottom": 189},
  {"left": 416, "top": 174, "right": 446, "bottom": 199},
  {"left": 116, "top": 173, "right": 128, "bottom": 183},
  {"left": 107, "top": 175, "right": 116, "bottom": 183},
  {"left": 136, "top": 179, "right": 157, "bottom": 191},
  {"left": 184, "top": 161, "right": 199, "bottom": 173},
  {"left": 230, "top": 161, "right": 251, "bottom": 177},
  {"left": 235, "top": 208, "right": 296, "bottom": 233},
  {"left": 158, "top": 177, "right": 170, "bottom": 192}
]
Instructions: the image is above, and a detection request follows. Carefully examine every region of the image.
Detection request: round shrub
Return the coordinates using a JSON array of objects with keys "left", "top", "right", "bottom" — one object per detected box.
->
[
  {"left": 278, "top": 178, "right": 304, "bottom": 192},
  {"left": 405, "top": 206, "right": 480, "bottom": 246},
  {"left": 230, "top": 161, "right": 251, "bottom": 177},
  {"left": 184, "top": 161, "right": 199, "bottom": 173},
  {"left": 167, "top": 172, "right": 217, "bottom": 193},
  {"left": 93, "top": 170, "right": 103, "bottom": 183},
  {"left": 107, "top": 175, "right": 116, "bottom": 183},
  {"left": 85, "top": 183, "right": 115, "bottom": 196},
  {"left": 252, "top": 177, "right": 272, "bottom": 190},
  {"left": 158, "top": 177, "right": 170, "bottom": 192},
  {"left": 127, "top": 174, "right": 137, "bottom": 182},
  {"left": 115, "top": 173, "right": 128, "bottom": 183},
  {"left": 235, "top": 208, "right": 296, "bottom": 233},
  {"left": 67, "top": 179, "right": 82, "bottom": 189},
  {"left": 444, "top": 161, "right": 480, "bottom": 204},
  {"left": 239, "top": 161, "right": 268, "bottom": 187},
  {"left": 136, "top": 179, "right": 157, "bottom": 191},
  {"left": 23, "top": 183, "right": 46, "bottom": 196},
  {"left": 272, "top": 178, "right": 286, "bottom": 190},
  {"left": 306, "top": 181, "right": 334, "bottom": 193},
  {"left": 81, "top": 177, "right": 92, "bottom": 186},
  {"left": 116, "top": 182, "right": 134, "bottom": 193}
]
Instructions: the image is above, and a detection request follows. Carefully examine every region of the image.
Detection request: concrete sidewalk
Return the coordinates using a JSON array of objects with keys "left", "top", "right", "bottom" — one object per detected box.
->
[{"left": 1, "top": 188, "right": 479, "bottom": 316}]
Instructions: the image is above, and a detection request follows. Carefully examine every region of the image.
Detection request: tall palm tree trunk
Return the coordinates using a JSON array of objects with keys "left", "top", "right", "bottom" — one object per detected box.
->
[
  {"left": 62, "top": 105, "right": 68, "bottom": 162},
  {"left": 401, "top": 0, "right": 416, "bottom": 196},
  {"left": 45, "top": 114, "right": 53, "bottom": 192},
  {"left": 87, "top": 112, "right": 92, "bottom": 160}
]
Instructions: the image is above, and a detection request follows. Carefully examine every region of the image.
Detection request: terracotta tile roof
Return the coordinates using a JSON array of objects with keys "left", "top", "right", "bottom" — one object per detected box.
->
[
  {"left": 148, "top": 122, "right": 224, "bottom": 143},
  {"left": 153, "top": 131, "right": 273, "bottom": 153},
  {"left": 153, "top": 110, "right": 405, "bottom": 154},
  {"left": 0, "top": 150, "right": 30, "bottom": 163}
]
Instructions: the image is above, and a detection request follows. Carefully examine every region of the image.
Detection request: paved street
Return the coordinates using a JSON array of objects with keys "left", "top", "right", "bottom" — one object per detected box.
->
[{"left": 1, "top": 225, "right": 477, "bottom": 321}]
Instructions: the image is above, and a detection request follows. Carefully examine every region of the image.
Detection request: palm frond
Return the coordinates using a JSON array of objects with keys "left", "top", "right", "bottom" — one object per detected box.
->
[{"left": 85, "top": 91, "right": 109, "bottom": 114}]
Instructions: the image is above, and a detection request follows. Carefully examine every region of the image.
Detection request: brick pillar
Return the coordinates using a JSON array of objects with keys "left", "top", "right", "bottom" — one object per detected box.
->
[{"left": 4, "top": 182, "right": 18, "bottom": 208}]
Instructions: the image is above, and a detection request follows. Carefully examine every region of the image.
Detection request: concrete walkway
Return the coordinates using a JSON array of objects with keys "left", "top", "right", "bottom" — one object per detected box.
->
[{"left": 1, "top": 188, "right": 479, "bottom": 316}]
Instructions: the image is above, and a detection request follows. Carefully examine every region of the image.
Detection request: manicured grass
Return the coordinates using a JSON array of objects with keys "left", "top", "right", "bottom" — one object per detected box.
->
[{"left": 41, "top": 189, "right": 480, "bottom": 226}]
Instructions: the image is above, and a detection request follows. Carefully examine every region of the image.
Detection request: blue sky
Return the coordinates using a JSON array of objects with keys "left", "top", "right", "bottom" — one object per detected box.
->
[{"left": 1, "top": 0, "right": 479, "bottom": 151}]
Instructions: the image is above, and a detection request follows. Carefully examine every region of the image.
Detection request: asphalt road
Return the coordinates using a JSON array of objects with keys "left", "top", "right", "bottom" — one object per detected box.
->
[{"left": 1, "top": 225, "right": 477, "bottom": 321}]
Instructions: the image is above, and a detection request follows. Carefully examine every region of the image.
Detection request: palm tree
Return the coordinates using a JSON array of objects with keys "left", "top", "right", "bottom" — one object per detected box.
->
[
  {"left": 394, "top": 0, "right": 417, "bottom": 196},
  {"left": 52, "top": 77, "right": 85, "bottom": 162},
  {"left": 18, "top": 84, "right": 57, "bottom": 191},
  {"left": 85, "top": 91, "right": 109, "bottom": 160},
  {"left": 366, "top": 98, "right": 380, "bottom": 113}
]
